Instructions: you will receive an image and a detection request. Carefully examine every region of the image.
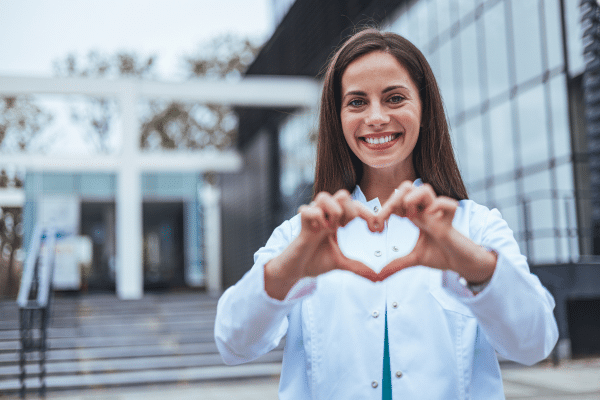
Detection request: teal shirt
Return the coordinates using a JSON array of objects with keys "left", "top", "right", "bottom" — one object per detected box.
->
[{"left": 383, "top": 310, "right": 392, "bottom": 399}]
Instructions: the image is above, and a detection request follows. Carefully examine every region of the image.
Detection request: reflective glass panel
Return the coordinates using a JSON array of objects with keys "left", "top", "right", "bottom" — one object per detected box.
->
[
  {"left": 565, "top": 0, "right": 585, "bottom": 75},
  {"left": 453, "top": 123, "right": 468, "bottom": 181},
  {"left": 529, "top": 197, "right": 554, "bottom": 231},
  {"left": 497, "top": 203, "right": 524, "bottom": 250},
  {"left": 460, "top": 22, "right": 481, "bottom": 111},
  {"left": 523, "top": 168, "right": 552, "bottom": 194},
  {"left": 438, "top": 38, "right": 456, "bottom": 119},
  {"left": 518, "top": 85, "right": 549, "bottom": 166},
  {"left": 483, "top": 2, "right": 510, "bottom": 100},
  {"left": 470, "top": 188, "right": 487, "bottom": 206},
  {"left": 493, "top": 179, "right": 518, "bottom": 209},
  {"left": 405, "top": 5, "right": 419, "bottom": 49},
  {"left": 550, "top": 75, "right": 571, "bottom": 159},
  {"left": 532, "top": 237, "right": 557, "bottom": 264},
  {"left": 511, "top": 0, "right": 543, "bottom": 84},
  {"left": 489, "top": 101, "right": 515, "bottom": 176},
  {"left": 434, "top": 0, "right": 454, "bottom": 36},
  {"left": 428, "top": 50, "right": 441, "bottom": 85},
  {"left": 464, "top": 115, "right": 486, "bottom": 184},
  {"left": 457, "top": 0, "right": 476, "bottom": 22},
  {"left": 389, "top": 5, "right": 410, "bottom": 39},
  {"left": 543, "top": 0, "right": 564, "bottom": 70},
  {"left": 556, "top": 162, "right": 575, "bottom": 192},
  {"left": 416, "top": 0, "right": 430, "bottom": 47}
]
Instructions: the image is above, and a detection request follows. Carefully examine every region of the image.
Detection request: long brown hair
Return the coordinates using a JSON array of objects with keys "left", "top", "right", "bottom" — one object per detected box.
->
[{"left": 313, "top": 28, "right": 468, "bottom": 200}]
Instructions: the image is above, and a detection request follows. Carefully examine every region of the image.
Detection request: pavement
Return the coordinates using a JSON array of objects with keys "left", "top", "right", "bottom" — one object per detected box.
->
[{"left": 2, "top": 358, "right": 599, "bottom": 400}]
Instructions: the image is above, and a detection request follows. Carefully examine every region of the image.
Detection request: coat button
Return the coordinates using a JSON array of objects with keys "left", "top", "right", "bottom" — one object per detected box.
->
[
  {"left": 396, "top": 371, "right": 403, "bottom": 378},
  {"left": 375, "top": 250, "right": 382, "bottom": 257},
  {"left": 372, "top": 310, "right": 379, "bottom": 318},
  {"left": 392, "top": 302, "right": 398, "bottom": 308},
  {"left": 392, "top": 246, "right": 399, "bottom": 252},
  {"left": 372, "top": 381, "right": 378, "bottom": 388},
  {"left": 374, "top": 206, "right": 379, "bottom": 213}
]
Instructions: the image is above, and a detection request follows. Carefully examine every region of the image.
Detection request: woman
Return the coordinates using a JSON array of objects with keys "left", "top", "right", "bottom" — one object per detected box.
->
[{"left": 214, "top": 29, "right": 558, "bottom": 399}]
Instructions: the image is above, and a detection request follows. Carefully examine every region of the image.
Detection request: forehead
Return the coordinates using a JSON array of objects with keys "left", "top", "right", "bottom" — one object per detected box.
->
[{"left": 341, "top": 51, "right": 416, "bottom": 91}]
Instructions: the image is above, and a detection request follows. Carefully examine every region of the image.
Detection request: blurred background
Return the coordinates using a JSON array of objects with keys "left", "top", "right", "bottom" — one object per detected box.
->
[{"left": 1, "top": 0, "right": 599, "bottom": 399}]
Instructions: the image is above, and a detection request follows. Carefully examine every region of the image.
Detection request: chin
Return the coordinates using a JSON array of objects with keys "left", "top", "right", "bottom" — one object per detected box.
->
[{"left": 367, "top": 160, "right": 396, "bottom": 168}]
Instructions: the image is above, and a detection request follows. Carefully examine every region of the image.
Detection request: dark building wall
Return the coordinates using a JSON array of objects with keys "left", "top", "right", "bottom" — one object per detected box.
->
[{"left": 220, "top": 130, "right": 274, "bottom": 289}]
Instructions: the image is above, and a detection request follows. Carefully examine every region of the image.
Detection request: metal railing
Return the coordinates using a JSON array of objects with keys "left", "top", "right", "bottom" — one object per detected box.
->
[
  {"left": 16, "top": 225, "right": 58, "bottom": 399},
  {"left": 487, "top": 189, "right": 588, "bottom": 266}
]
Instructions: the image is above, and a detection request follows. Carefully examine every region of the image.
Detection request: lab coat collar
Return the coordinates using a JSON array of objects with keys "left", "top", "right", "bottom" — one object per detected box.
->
[{"left": 351, "top": 178, "right": 423, "bottom": 208}]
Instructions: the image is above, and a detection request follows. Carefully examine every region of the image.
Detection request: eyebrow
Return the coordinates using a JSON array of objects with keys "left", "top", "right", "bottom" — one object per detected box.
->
[{"left": 342, "top": 85, "right": 409, "bottom": 99}]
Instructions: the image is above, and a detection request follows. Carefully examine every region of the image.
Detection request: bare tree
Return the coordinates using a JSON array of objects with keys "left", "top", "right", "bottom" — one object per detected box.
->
[
  {"left": 53, "top": 34, "right": 261, "bottom": 152},
  {"left": 0, "top": 171, "right": 24, "bottom": 299},
  {"left": 54, "top": 51, "right": 156, "bottom": 152},
  {"left": 0, "top": 97, "right": 52, "bottom": 151}
]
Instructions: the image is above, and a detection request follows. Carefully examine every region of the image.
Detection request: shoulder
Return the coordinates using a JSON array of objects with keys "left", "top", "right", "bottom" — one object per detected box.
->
[
  {"left": 266, "top": 213, "right": 303, "bottom": 246},
  {"left": 455, "top": 199, "right": 504, "bottom": 241}
]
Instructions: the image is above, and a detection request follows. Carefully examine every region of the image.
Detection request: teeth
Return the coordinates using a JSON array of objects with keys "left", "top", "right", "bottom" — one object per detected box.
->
[{"left": 365, "top": 135, "right": 395, "bottom": 145}]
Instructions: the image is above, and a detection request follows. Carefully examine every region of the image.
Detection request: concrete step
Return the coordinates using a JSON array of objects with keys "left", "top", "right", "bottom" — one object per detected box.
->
[
  {"left": 0, "top": 291, "right": 283, "bottom": 395},
  {"left": 0, "top": 362, "right": 283, "bottom": 393}
]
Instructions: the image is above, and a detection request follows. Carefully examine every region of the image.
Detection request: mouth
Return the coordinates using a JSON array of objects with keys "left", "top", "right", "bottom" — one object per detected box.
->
[{"left": 359, "top": 133, "right": 402, "bottom": 148}]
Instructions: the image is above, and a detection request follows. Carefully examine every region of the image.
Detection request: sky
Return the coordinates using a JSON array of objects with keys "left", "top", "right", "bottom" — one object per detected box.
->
[
  {"left": 0, "top": 0, "right": 275, "bottom": 156},
  {"left": 0, "top": 0, "right": 274, "bottom": 80}
]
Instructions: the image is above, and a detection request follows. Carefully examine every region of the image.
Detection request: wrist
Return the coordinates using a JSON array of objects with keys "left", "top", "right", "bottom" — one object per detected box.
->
[
  {"left": 264, "top": 236, "right": 313, "bottom": 300},
  {"left": 460, "top": 246, "right": 497, "bottom": 294}
]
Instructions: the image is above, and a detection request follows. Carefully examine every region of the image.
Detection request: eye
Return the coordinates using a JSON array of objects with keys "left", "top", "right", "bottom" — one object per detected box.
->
[
  {"left": 389, "top": 95, "right": 404, "bottom": 104},
  {"left": 348, "top": 98, "right": 365, "bottom": 107}
]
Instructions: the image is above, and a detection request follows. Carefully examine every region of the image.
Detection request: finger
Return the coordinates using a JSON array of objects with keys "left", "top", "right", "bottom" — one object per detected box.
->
[
  {"left": 298, "top": 204, "right": 329, "bottom": 232},
  {"left": 377, "top": 181, "right": 413, "bottom": 226},
  {"left": 314, "top": 192, "right": 344, "bottom": 229},
  {"left": 403, "top": 184, "right": 436, "bottom": 218},
  {"left": 426, "top": 197, "right": 459, "bottom": 219},
  {"left": 376, "top": 252, "right": 419, "bottom": 281},
  {"left": 332, "top": 190, "right": 358, "bottom": 225},
  {"left": 328, "top": 235, "right": 379, "bottom": 281}
]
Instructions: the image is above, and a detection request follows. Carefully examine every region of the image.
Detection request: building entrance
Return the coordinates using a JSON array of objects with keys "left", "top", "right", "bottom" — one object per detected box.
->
[
  {"left": 80, "top": 202, "right": 116, "bottom": 291},
  {"left": 142, "top": 202, "right": 185, "bottom": 290}
]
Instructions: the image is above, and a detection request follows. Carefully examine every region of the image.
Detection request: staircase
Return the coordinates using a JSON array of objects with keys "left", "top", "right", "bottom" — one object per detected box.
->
[{"left": 0, "top": 292, "right": 283, "bottom": 395}]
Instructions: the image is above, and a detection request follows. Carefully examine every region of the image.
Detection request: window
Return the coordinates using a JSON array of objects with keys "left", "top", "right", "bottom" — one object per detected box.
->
[
  {"left": 518, "top": 85, "right": 549, "bottom": 167},
  {"left": 483, "top": 2, "right": 510, "bottom": 100},
  {"left": 511, "top": 0, "right": 543, "bottom": 85},
  {"left": 460, "top": 22, "right": 481, "bottom": 112},
  {"left": 489, "top": 101, "right": 516, "bottom": 176}
]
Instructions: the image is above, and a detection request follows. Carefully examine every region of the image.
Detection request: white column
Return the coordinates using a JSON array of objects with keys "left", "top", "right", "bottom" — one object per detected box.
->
[
  {"left": 200, "top": 183, "right": 222, "bottom": 295},
  {"left": 116, "top": 81, "right": 144, "bottom": 299}
]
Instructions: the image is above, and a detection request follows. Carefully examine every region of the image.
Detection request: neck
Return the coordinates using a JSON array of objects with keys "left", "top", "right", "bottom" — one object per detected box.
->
[{"left": 359, "top": 165, "right": 417, "bottom": 204}]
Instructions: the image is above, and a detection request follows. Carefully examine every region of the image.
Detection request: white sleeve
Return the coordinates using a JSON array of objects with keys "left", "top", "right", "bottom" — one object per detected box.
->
[
  {"left": 442, "top": 206, "right": 559, "bottom": 366},
  {"left": 214, "top": 216, "right": 317, "bottom": 365}
]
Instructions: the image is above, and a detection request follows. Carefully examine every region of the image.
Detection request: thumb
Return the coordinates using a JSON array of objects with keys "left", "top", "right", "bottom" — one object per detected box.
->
[
  {"left": 328, "top": 235, "right": 379, "bottom": 282},
  {"left": 376, "top": 251, "right": 419, "bottom": 281}
]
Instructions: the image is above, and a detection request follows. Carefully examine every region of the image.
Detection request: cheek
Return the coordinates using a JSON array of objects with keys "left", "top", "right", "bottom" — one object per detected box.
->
[{"left": 340, "top": 114, "right": 358, "bottom": 140}]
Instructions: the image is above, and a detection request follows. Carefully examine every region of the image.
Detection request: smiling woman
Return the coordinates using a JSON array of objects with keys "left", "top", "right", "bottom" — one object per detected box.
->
[
  {"left": 340, "top": 51, "right": 421, "bottom": 188},
  {"left": 214, "top": 28, "right": 559, "bottom": 400}
]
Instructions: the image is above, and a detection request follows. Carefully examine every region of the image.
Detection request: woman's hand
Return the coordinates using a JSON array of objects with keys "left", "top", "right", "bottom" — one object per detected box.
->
[
  {"left": 374, "top": 182, "right": 497, "bottom": 284},
  {"left": 264, "top": 190, "right": 380, "bottom": 300}
]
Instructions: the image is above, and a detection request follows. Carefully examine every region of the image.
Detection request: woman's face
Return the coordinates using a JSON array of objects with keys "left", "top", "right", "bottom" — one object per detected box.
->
[{"left": 340, "top": 51, "right": 421, "bottom": 179}]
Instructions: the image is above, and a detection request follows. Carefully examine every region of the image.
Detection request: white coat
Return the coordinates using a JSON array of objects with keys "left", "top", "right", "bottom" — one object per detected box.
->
[{"left": 215, "top": 185, "right": 559, "bottom": 399}]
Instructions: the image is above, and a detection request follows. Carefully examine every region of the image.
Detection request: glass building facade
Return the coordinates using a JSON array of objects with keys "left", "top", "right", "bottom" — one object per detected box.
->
[
  {"left": 384, "top": 0, "right": 586, "bottom": 265},
  {"left": 279, "top": 0, "right": 587, "bottom": 266}
]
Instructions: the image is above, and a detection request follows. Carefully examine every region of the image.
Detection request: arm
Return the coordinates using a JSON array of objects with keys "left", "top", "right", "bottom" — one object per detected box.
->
[
  {"left": 375, "top": 182, "right": 558, "bottom": 365},
  {"left": 214, "top": 217, "right": 309, "bottom": 365},
  {"left": 447, "top": 205, "right": 559, "bottom": 366},
  {"left": 215, "top": 190, "right": 380, "bottom": 365}
]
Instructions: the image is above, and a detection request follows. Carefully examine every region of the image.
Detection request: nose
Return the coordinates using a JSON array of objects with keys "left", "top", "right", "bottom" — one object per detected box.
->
[{"left": 364, "top": 103, "right": 390, "bottom": 127}]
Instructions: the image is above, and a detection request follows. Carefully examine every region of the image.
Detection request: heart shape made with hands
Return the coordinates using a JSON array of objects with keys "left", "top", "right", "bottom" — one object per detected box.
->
[
  {"left": 337, "top": 215, "right": 420, "bottom": 275},
  {"left": 304, "top": 183, "right": 460, "bottom": 282}
]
